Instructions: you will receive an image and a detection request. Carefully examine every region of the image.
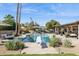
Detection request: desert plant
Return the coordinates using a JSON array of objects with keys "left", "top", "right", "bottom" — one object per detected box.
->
[
  {"left": 16, "top": 41, "right": 25, "bottom": 50},
  {"left": 5, "top": 41, "right": 25, "bottom": 50},
  {"left": 49, "top": 36, "right": 62, "bottom": 47},
  {"left": 5, "top": 41, "right": 16, "bottom": 50},
  {"left": 64, "top": 39, "right": 72, "bottom": 48}
]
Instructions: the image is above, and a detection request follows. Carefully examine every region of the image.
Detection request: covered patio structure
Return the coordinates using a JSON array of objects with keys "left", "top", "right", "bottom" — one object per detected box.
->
[
  {"left": 0, "top": 21, "right": 14, "bottom": 38},
  {"left": 60, "top": 21, "right": 79, "bottom": 39}
]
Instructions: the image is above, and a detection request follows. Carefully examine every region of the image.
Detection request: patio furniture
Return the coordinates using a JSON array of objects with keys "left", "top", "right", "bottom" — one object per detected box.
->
[
  {"left": 69, "top": 33, "right": 77, "bottom": 37},
  {"left": 2, "top": 34, "right": 14, "bottom": 39}
]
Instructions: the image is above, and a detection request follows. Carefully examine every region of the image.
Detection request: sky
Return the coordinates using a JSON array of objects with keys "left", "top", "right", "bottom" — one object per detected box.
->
[{"left": 0, "top": 3, "right": 79, "bottom": 26}]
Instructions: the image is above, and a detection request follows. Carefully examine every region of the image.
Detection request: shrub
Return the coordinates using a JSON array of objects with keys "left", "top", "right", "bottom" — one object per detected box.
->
[
  {"left": 16, "top": 41, "right": 25, "bottom": 50},
  {"left": 5, "top": 41, "right": 25, "bottom": 50},
  {"left": 49, "top": 36, "right": 62, "bottom": 47},
  {"left": 5, "top": 41, "right": 16, "bottom": 50},
  {"left": 64, "top": 39, "right": 72, "bottom": 48}
]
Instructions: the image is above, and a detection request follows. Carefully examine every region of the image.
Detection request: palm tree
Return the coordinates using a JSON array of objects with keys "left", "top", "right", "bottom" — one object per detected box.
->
[
  {"left": 18, "top": 3, "right": 22, "bottom": 35},
  {"left": 15, "top": 3, "right": 22, "bottom": 36}
]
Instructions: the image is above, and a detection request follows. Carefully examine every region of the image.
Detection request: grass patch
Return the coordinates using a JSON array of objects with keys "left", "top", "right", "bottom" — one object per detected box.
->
[{"left": 0, "top": 53, "right": 77, "bottom": 56}]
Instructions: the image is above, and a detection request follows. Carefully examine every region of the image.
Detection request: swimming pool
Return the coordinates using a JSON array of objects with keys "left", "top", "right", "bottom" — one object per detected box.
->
[
  {"left": 31, "top": 33, "right": 49, "bottom": 43},
  {"left": 16, "top": 33, "right": 49, "bottom": 43}
]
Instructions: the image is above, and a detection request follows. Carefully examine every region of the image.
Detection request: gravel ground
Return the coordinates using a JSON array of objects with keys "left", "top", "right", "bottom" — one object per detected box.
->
[
  {"left": 21, "top": 42, "right": 58, "bottom": 54},
  {"left": 55, "top": 35, "right": 79, "bottom": 54},
  {"left": 0, "top": 34, "right": 79, "bottom": 54}
]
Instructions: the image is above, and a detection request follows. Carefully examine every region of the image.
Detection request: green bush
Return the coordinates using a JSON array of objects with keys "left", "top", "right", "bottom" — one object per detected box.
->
[
  {"left": 64, "top": 39, "right": 72, "bottom": 48},
  {"left": 49, "top": 36, "right": 62, "bottom": 47},
  {"left": 16, "top": 41, "right": 25, "bottom": 50},
  {"left": 5, "top": 41, "right": 16, "bottom": 50},
  {"left": 5, "top": 41, "right": 25, "bottom": 50}
]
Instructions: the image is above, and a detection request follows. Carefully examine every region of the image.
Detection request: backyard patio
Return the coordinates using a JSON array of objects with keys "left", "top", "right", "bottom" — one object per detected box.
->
[
  {"left": 0, "top": 34, "right": 79, "bottom": 55},
  {"left": 21, "top": 35, "right": 79, "bottom": 54}
]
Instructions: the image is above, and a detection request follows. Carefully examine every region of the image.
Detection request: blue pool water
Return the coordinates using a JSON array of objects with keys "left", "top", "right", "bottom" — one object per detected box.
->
[
  {"left": 16, "top": 33, "right": 49, "bottom": 43},
  {"left": 31, "top": 33, "right": 49, "bottom": 43}
]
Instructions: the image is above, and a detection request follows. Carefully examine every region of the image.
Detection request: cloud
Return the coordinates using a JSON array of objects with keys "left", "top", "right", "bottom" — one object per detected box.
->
[{"left": 22, "top": 8, "right": 39, "bottom": 14}]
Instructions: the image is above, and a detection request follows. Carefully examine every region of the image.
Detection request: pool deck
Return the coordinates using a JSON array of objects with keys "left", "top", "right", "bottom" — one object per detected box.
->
[
  {"left": 1, "top": 34, "right": 79, "bottom": 54},
  {"left": 22, "top": 34, "right": 79, "bottom": 54},
  {"left": 22, "top": 42, "right": 58, "bottom": 54}
]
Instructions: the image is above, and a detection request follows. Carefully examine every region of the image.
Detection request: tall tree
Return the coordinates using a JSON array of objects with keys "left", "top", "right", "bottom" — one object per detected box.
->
[
  {"left": 46, "top": 22, "right": 52, "bottom": 30},
  {"left": 15, "top": 3, "right": 22, "bottom": 36},
  {"left": 51, "top": 20, "right": 60, "bottom": 27},
  {"left": 45, "top": 19, "right": 60, "bottom": 30},
  {"left": 3, "top": 14, "right": 16, "bottom": 30}
]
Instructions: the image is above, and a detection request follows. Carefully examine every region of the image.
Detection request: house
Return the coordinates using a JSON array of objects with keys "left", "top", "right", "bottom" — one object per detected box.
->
[
  {"left": 0, "top": 21, "right": 14, "bottom": 38},
  {"left": 60, "top": 21, "right": 79, "bottom": 38}
]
